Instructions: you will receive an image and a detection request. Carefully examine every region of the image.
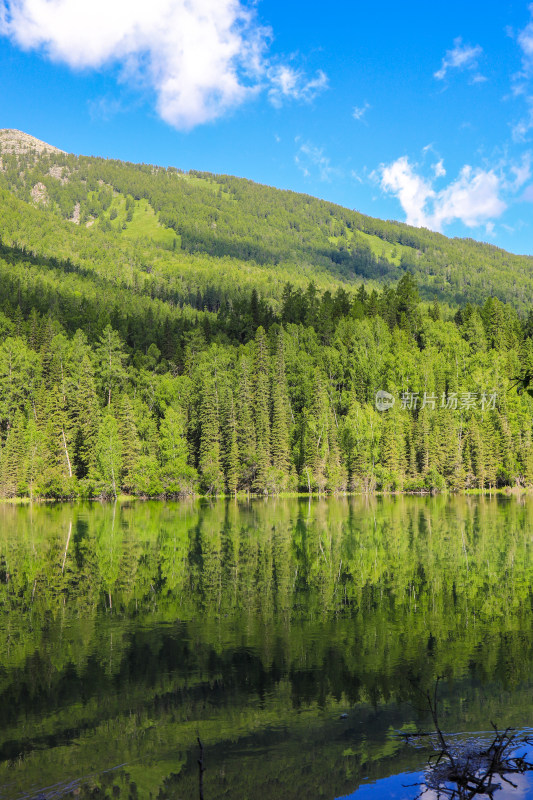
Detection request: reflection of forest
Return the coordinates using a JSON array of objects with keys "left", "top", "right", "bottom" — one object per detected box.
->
[{"left": 1, "top": 496, "right": 532, "bottom": 799}]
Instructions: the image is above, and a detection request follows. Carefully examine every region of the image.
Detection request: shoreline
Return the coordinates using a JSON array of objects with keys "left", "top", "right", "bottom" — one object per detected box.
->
[{"left": 1, "top": 486, "right": 531, "bottom": 504}]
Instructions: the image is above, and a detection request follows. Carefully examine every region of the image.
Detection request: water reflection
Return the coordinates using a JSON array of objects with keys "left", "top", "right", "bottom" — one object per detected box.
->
[
  {"left": 0, "top": 496, "right": 532, "bottom": 799},
  {"left": 344, "top": 763, "right": 533, "bottom": 800}
]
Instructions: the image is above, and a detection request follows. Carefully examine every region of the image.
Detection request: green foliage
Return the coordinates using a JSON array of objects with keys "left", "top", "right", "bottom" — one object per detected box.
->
[
  {"left": 2, "top": 498, "right": 533, "bottom": 799},
  {"left": 96, "top": 411, "right": 122, "bottom": 498},
  {"left": 3, "top": 145, "right": 533, "bottom": 311},
  {"left": 159, "top": 405, "right": 197, "bottom": 495},
  {"left": 0, "top": 146, "right": 531, "bottom": 497}
]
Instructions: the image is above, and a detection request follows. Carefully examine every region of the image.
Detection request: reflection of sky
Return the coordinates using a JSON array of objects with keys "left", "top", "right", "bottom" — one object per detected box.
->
[
  {"left": 338, "top": 772, "right": 533, "bottom": 800},
  {"left": 336, "top": 771, "right": 426, "bottom": 800},
  {"left": 338, "top": 754, "right": 533, "bottom": 800}
]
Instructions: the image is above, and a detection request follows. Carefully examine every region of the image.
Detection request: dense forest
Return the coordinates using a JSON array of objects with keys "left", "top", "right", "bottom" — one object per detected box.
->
[
  {"left": 1, "top": 132, "right": 533, "bottom": 499},
  {"left": 0, "top": 266, "right": 532, "bottom": 499}
]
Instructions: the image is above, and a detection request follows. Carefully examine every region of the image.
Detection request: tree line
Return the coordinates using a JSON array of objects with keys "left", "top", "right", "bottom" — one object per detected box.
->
[{"left": 0, "top": 271, "right": 532, "bottom": 499}]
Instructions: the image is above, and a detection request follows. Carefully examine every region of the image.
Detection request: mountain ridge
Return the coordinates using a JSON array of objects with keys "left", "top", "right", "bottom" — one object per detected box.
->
[
  {"left": 1, "top": 129, "right": 533, "bottom": 310},
  {"left": 0, "top": 128, "right": 65, "bottom": 156}
]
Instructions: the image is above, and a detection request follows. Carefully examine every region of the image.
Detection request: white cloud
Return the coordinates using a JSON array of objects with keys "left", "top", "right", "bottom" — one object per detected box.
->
[
  {"left": 432, "top": 159, "right": 446, "bottom": 178},
  {"left": 0, "top": 0, "right": 327, "bottom": 129},
  {"left": 352, "top": 101, "right": 370, "bottom": 121},
  {"left": 434, "top": 166, "right": 505, "bottom": 229},
  {"left": 434, "top": 37, "right": 483, "bottom": 81},
  {"left": 379, "top": 157, "right": 435, "bottom": 228},
  {"left": 267, "top": 66, "right": 328, "bottom": 108},
  {"left": 295, "top": 141, "right": 340, "bottom": 182},
  {"left": 378, "top": 156, "right": 508, "bottom": 232},
  {"left": 522, "top": 184, "right": 533, "bottom": 201},
  {"left": 512, "top": 7, "right": 533, "bottom": 140},
  {"left": 518, "top": 4, "right": 533, "bottom": 70},
  {"left": 507, "top": 152, "right": 532, "bottom": 190}
]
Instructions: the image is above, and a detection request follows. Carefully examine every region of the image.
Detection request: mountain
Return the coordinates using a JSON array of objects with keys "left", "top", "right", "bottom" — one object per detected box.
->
[
  {"left": 0, "top": 130, "right": 532, "bottom": 502},
  {"left": 0, "top": 128, "right": 65, "bottom": 156},
  {"left": 1, "top": 129, "right": 533, "bottom": 311}
]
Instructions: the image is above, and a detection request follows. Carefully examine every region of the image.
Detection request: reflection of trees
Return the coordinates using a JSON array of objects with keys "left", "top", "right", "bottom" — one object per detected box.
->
[{"left": 0, "top": 497, "right": 533, "bottom": 797}]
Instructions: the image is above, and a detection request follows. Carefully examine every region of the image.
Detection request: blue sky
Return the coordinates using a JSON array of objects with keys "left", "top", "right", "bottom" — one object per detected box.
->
[{"left": 1, "top": 0, "right": 533, "bottom": 254}]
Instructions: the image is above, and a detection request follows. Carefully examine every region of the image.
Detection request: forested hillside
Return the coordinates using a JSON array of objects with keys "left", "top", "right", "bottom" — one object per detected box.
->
[
  {"left": 2, "top": 128, "right": 533, "bottom": 309},
  {"left": 0, "top": 130, "right": 533, "bottom": 499}
]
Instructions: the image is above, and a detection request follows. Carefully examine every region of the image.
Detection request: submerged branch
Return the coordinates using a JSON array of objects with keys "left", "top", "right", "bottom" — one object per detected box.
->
[{"left": 403, "top": 679, "right": 533, "bottom": 799}]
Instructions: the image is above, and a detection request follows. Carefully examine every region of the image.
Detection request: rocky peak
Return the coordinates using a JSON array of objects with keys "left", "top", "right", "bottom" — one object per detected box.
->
[{"left": 0, "top": 129, "right": 65, "bottom": 156}]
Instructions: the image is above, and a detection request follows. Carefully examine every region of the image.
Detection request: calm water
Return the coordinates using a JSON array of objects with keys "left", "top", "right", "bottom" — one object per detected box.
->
[{"left": 1, "top": 496, "right": 533, "bottom": 800}]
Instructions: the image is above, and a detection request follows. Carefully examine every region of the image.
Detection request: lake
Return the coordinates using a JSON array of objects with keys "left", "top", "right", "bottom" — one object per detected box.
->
[{"left": 1, "top": 496, "right": 533, "bottom": 799}]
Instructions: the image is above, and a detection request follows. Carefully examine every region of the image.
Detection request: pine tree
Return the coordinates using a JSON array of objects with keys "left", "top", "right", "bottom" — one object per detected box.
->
[
  {"left": 325, "top": 409, "right": 346, "bottom": 491},
  {"left": 221, "top": 389, "right": 240, "bottom": 495},
  {"left": 468, "top": 417, "right": 486, "bottom": 489},
  {"left": 72, "top": 354, "right": 100, "bottom": 480},
  {"left": 25, "top": 411, "right": 42, "bottom": 501},
  {"left": 253, "top": 326, "right": 271, "bottom": 493},
  {"left": 28, "top": 308, "right": 40, "bottom": 350},
  {"left": 301, "top": 369, "right": 330, "bottom": 492},
  {"left": 0, "top": 410, "right": 27, "bottom": 497},
  {"left": 236, "top": 356, "right": 256, "bottom": 491},
  {"left": 118, "top": 395, "right": 141, "bottom": 493},
  {"left": 159, "top": 405, "right": 197, "bottom": 494},
  {"left": 521, "top": 428, "right": 533, "bottom": 486},
  {"left": 380, "top": 407, "right": 404, "bottom": 490},
  {"left": 416, "top": 407, "right": 431, "bottom": 474},
  {"left": 270, "top": 330, "right": 290, "bottom": 487},
  {"left": 199, "top": 376, "right": 223, "bottom": 495}
]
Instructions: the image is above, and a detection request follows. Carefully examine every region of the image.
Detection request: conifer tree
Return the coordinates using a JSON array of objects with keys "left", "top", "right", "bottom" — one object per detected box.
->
[
  {"left": 468, "top": 418, "right": 486, "bottom": 489},
  {"left": 72, "top": 354, "right": 100, "bottom": 480},
  {"left": 521, "top": 428, "right": 533, "bottom": 485},
  {"left": 236, "top": 356, "right": 256, "bottom": 491},
  {"left": 221, "top": 389, "right": 240, "bottom": 495},
  {"left": 416, "top": 407, "right": 431, "bottom": 474},
  {"left": 301, "top": 368, "right": 330, "bottom": 492},
  {"left": 25, "top": 411, "right": 42, "bottom": 501},
  {"left": 199, "top": 376, "right": 223, "bottom": 495},
  {"left": 159, "top": 405, "right": 197, "bottom": 494},
  {"left": 325, "top": 409, "right": 346, "bottom": 492},
  {"left": 253, "top": 326, "right": 271, "bottom": 493},
  {"left": 118, "top": 395, "right": 141, "bottom": 493},
  {"left": 0, "top": 410, "right": 26, "bottom": 497},
  {"left": 271, "top": 330, "right": 290, "bottom": 486},
  {"left": 380, "top": 407, "right": 404, "bottom": 489}
]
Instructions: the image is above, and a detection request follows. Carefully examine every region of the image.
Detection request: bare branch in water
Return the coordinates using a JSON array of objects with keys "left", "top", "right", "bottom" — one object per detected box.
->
[
  {"left": 198, "top": 736, "right": 205, "bottom": 800},
  {"left": 403, "top": 679, "right": 533, "bottom": 798}
]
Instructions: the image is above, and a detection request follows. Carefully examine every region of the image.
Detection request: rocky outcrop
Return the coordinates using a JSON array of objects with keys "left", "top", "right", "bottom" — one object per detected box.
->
[
  {"left": 31, "top": 182, "right": 48, "bottom": 205},
  {"left": 70, "top": 202, "right": 81, "bottom": 224},
  {"left": 0, "top": 129, "right": 65, "bottom": 156}
]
